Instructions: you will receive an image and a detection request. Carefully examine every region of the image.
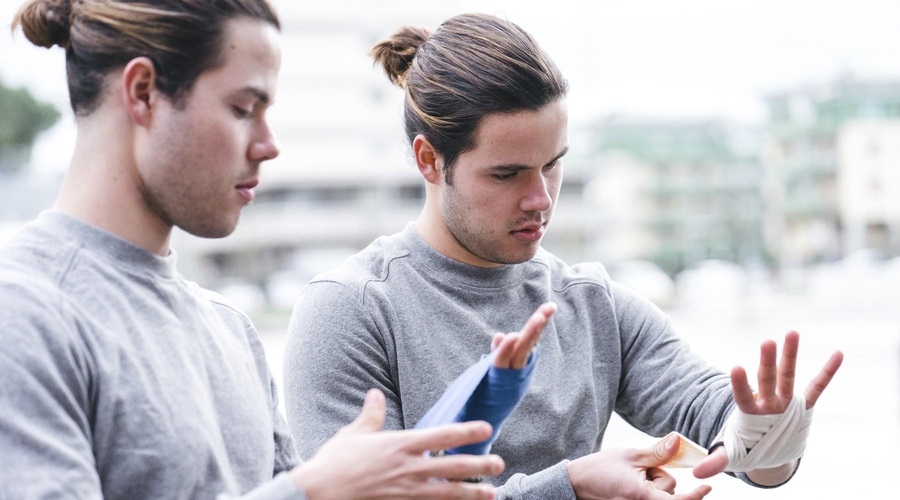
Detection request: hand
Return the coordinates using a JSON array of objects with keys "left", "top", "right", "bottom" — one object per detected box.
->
[
  {"left": 566, "top": 434, "right": 713, "bottom": 500},
  {"left": 693, "top": 331, "right": 844, "bottom": 479},
  {"left": 292, "top": 389, "right": 505, "bottom": 500},
  {"left": 490, "top": 302, "right": 556, "bottom": 369}
]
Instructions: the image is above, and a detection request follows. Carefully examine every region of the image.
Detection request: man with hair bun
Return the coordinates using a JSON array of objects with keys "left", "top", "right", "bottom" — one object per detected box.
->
[
  {"left": 0, "top": 1, "right": 514, "bottom": 499},
  {"left": 285, "top": 12, "right": 844, "bottom": 499}
]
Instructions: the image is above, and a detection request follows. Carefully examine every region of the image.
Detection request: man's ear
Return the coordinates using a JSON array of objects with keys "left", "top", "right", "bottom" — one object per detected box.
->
[
  {"left": 121, "top": 57, "right": 158, "bottom": 126},
  {"left": 412, "top": 134, "right": 444, "bottom": 185}
]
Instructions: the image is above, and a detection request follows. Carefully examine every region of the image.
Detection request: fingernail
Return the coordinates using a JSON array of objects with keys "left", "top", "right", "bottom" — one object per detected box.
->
[
  {"left": 364, "top": 388, "right": 381, "bottom": 407},
  {"left": 667, "top": 433, "right": 679, "bottom": 449},
  {"left": 482, "top": 455, "right": 500, "bottom": 470}
]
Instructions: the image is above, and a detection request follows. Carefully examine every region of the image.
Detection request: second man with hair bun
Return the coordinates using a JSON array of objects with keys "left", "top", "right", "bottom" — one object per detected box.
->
[{"left": 285, "top": 11, "right": 843, "bottom": 500}]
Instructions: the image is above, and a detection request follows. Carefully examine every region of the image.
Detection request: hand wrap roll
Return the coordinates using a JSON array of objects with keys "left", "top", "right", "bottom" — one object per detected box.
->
[
  {"left": 415, "top": 348, "right": 538, "bottom": 455},
  {"left": 714, "top": 394, "right": 812, "bottom": 472}
]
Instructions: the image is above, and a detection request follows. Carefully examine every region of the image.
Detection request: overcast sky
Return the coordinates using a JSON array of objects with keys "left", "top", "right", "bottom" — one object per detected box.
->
[{"left": 2, "top": 0, "right": 900, "bottom": 172}]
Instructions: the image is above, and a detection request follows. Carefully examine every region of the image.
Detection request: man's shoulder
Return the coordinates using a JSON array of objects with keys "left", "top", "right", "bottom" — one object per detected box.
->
[
  {"left": 308, "top": 232, "right": 409, "bottom": 289},
  {"left": 1, "top": 216, "right": 81, "bottom": 282},
  {"left": 0, "top": 263, "right": 60, "bottom": 309},
  {"left": 199, "top": 284, "right": 249, "bottom": 312},
  {"left": 0, "top": 237, "right": 69, "bottom": 310},
  {"left": 534, "top": 248, "right": 612, "bottom": 290},
  {"left": 0, "top": 249, "right": 76, "bottom": 348}
]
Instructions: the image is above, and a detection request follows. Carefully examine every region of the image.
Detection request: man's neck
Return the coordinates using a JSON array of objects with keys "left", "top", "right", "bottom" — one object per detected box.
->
[
  {"left": 55, "top": 115, "right": 172, "bottom": 257},
  {"left": 414, "top": 207, "right": 504, "bottom": 269}
]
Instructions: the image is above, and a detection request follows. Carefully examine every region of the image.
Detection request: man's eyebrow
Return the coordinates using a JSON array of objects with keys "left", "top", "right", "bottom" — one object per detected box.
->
[
  {"left": 487, "top": 146, "right": 570, "bottom": 171},
  {"left": 547, "top": 146, "right": 570, "bottom": 166},
  {"left": 235, "top": 87, "right": 271, "bottom": 105}
]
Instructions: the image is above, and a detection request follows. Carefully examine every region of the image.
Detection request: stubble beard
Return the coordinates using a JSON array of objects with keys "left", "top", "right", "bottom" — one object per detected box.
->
[
  {"left": 139, "top": 173, "right": 239, "bottom": 240},
  {"left": 441, "top": 189, "right": 541, "bottom": 266}
]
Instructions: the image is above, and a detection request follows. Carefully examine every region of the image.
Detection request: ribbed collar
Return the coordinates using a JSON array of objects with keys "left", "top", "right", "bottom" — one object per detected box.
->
[
  {"left": 398, "top": 222, "right": 532, "bottom": 290},
  {"left": 36, "top": 210, "right": 179, "bottom": 280}
]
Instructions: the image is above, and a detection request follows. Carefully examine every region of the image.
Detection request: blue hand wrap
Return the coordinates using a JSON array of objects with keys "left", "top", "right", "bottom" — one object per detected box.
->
[{"left": 414, "top": 348, "right": 538, "bottom": 455}]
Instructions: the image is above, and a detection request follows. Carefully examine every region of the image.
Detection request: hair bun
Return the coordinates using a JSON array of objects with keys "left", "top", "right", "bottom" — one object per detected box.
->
[
  {"left": 370, "top": 25, "right": 431, "bottom": 88},
  {"left": 13, "top": 0, "right": 73, "bottom": 49}
]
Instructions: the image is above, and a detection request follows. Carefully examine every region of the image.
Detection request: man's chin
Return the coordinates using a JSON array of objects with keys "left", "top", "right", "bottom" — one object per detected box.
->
[
  {"left": 178, "top": 217, "right": 239, "bottom": 239},
  {"left": 493, "top": 245, "right": 541, "bottom": 265}
]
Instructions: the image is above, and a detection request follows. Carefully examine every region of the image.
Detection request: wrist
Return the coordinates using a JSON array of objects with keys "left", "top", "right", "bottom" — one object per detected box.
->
[
  {"left": 564, "top": 456, "right": 586, "bottom": 496},
  {"left": 290, "top": 462, "right": 329, "bottom": 500},
  {"left": 744, "top": 459, "right": 799, "bottom": 487}
]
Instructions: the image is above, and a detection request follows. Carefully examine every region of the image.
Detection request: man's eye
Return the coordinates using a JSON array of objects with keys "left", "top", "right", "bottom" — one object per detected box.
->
[
  {"left": 492, "top": 172, "right": 517, "bottom": 181},
  {"left": 232, "top": 106, "right": 252, "bottom": 118}
]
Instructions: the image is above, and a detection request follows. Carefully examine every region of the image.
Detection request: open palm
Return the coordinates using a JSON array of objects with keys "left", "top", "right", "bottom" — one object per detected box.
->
[{"left": 694, "top": 331, "right": 843, "bottom": 478}]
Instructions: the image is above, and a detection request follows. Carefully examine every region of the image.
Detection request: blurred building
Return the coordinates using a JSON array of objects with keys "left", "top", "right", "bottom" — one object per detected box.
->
[
  {"left": 763, "top": 75, "right": 900, "bottom": 266},
  {"left": 582, "top": 116, "right": 764, "bottom": 275},
  {"left": 836, "top": 121, "right": 900, "bottom": 256}
]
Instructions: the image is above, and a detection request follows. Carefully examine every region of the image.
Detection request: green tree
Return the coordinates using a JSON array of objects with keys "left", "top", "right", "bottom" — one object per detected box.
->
[{"left": 0, "top": 78, "right": 61, "bottom": 175}]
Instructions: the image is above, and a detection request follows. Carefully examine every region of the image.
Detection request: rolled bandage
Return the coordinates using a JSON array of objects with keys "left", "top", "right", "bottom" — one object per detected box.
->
[
  {"left": 657, "top": 432, "right": 709, "bottom": 468},
  {"left": 715, "top": 394, "right": 813, "bottom": 472},
  {"left": 414, "top": 348, "right": 537, "bottom": 455}
]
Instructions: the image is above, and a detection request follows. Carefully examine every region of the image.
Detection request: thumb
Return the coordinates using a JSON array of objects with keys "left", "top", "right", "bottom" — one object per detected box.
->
[
  {"left": 693, "top": 447, "right": 728, "bottom": 479},
  {"left": 636, "top": 433, "right": 680, "bottom": 469},
  {"left": 345, "top": 388, "right": 386, "bottom": 434}
]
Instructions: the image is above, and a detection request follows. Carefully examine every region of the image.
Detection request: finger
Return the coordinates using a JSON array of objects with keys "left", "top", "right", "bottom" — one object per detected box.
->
[
  {"left": 510, "top": 310, "right": 548, "bottom": 368},
  {"left": 419, "top": 453, "right": 505, "bottom": 481},
  {"left": 676, "top": 485, "right": 713, "bottom": 499},
  {"left": 493, "top": 335, "right": 518, "bottom": 369},
  {"left": 508, "top": 333, "right": 534, "bottom": 369},
  {"left": 344, "top": 388, "right": 386, "bottom": 434},
  {"left": 730, "top": 366, "right": 756, "bottom": 413},
  {"left": 490, "top": 333, "right": 505, "bottom": 351},
  {"left": 757, "top": 339, "right": 777, "bottom": 402},
  {"left": 404, "top": 421, "right": 494, "bottom": 453},
  {"left": 634, "top": 432, "right": 679, "bottom": 468},
  {"left": 647, "top": 483, "right": 712, "bottom": 500},
  {"left": 692, "top": 447, "right": 728, "bottom": 479},
  {"left": 776, "top": 331, "right": 799, "bottom": 401},
  {"left": 804, "top": 350, "right": 844, "bottom": 408},
  {"left": 646, "top": 467, "right": 676, "bottom": 494},
  {"left": 509, "top": 302, "right": 556, "bottom": 368},
  {"left": 412, "top": 480, "right": 497, "bottom": 500}
]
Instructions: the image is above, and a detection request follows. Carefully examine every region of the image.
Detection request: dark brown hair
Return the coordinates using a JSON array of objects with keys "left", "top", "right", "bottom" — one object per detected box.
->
[
  {"left": 12, "top": 0, "right": 280, "bottom": 116},
  {"left": 371, "top": 13, "right": 568, "bottom": 182}
]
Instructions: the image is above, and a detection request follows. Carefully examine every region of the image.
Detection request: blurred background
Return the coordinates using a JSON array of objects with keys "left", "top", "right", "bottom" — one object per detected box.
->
[{"left": 2, "top": 0, "right": 898, "bottom": 497}]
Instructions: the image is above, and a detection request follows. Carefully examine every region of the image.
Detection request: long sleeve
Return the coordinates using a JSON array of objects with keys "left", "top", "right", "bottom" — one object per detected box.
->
[
  {"left": 284, "top": 280, "right": 404, "bottom": 457},
  {"left": 496, "top": 462, "right": 576, "bottom": 499},
  {"left": 610, "top": 282, "right": 735, "bottom": 447},
  {"left": 0, "top": 301, "right": 308, "bottom": 500},
  {"left": 217, "top": 472, "right": 306, "bottom": 500},
  {"left": 0, "top": 307, "right": 103, "bottom": 499}
]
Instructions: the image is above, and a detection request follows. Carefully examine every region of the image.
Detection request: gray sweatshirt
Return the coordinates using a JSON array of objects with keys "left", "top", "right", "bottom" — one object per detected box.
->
[
  {"left": 284, "top": 223, "right": 736, "bottom": 499},
  {"left": 0, "top": 211, "right": 302, "bottom": 500}
]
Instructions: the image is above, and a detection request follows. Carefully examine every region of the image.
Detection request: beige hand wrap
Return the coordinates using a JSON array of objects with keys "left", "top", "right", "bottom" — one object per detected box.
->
[{"left": 715, "top": 394, "right": 812, "bottom": 472}]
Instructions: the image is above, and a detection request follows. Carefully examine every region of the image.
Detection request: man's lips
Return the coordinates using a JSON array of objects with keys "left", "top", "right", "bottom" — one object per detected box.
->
[
  {"left": 236, "top": 179, "right": 259, "bottom": 202},
  {"left": 511, "top": 222, "right": 545, "bottom": 242}
]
